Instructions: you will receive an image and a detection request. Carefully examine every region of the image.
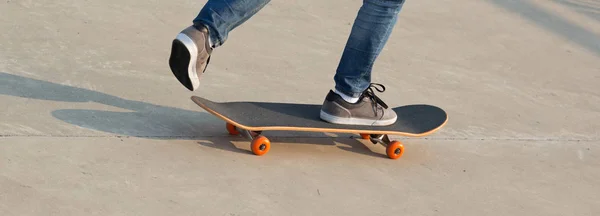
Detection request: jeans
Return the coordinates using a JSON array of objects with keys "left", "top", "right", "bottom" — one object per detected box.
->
[{"left": 193, "top": 0, "right": 405, "bottom": 97}]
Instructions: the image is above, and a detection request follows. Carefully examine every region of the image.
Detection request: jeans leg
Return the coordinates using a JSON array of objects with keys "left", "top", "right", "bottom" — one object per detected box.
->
[
  {"left": 334, "top": 0, "right": 405, "bottom": 97},
  {"left": 193, "top": 0, "right": 272, "bottom": 47}
]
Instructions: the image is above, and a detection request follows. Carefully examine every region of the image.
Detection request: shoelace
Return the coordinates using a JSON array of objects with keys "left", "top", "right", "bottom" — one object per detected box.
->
[{"left": 361, "top": 83, "right": 389, "bottom": 115}]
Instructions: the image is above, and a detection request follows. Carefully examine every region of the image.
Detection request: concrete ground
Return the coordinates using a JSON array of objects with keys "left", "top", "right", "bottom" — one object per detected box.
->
[{"left": 1, "top": 0, "right": 599, "bottom": 215}]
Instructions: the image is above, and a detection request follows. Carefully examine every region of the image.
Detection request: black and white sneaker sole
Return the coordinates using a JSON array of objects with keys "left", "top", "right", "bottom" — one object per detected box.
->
[{"left": 169, "top": 33, "right": 199, "bottom": 91}]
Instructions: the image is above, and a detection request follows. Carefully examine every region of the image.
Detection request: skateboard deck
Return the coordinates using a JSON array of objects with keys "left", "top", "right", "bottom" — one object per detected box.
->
[{"left": 191, "top": 95, "right": 447, "bottom": 159}]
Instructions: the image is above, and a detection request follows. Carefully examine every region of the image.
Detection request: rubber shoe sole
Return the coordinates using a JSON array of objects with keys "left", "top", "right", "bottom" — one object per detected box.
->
[
  {"left": 319, "top": 110, "right": 397, "bottom": 126},
  {"left": 169, "top": 33, "right": 199, "bottom": 91}
]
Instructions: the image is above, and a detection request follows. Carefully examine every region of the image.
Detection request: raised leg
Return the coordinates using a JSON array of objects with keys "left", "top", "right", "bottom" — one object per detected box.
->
[{"left": 193, "top": 0, "right": 272, "bottom": 47}]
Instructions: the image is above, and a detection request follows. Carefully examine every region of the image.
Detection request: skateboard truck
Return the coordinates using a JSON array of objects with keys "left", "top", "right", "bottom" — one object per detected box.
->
[
  {"left": 360, "top": 133, "right": 405, "bottom": 159},
  {"left": 226, "top": 123, "right": 270, "bottom": 156},
  {"left": 368, "top": 134, "right": 391, "bottom": 146},
  {"left": 239, "top": 129, "right": 260, "bottom": 140}
]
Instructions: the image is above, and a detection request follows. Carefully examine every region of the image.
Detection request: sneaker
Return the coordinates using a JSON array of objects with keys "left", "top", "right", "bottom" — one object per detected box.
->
[
  {"left": 169, "top": 24, "right": 213, "bottom": 91},
  {"left": 320, "top": 84, "right": 397, "bottom": 126}
]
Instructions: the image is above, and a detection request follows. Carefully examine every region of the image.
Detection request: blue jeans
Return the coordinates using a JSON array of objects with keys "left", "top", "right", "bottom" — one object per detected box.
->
[{"left": 193, "top": 0, "right": 405, "bottom": 97}]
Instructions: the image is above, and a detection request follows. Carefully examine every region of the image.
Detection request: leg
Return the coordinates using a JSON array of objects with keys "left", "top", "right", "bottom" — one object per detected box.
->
[
  {"left": 169, "top": 0, "right": 271, "bottom": 91},
  {"left": 334, "top": 0, "right": 405, "bottom": 97},
  {"left": 320, "top": 0, "right": 405, "bottom": 126},
  {"left": 194, "top": 0, "right": 272, "bottom": 48}
]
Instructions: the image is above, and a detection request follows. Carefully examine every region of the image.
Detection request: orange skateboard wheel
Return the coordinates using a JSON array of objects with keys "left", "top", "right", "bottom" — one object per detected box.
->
[
  {"left": 251, "top": 135, "right": 271, "bottom": 156},
  {"left": 360, "top": 133, "right": 370, "bottom": 140},
  {"left": 226, "top": 123, "right": 240, "bottom": 135},
  {"left": 386, "top": 141, "right": 404, "bottom": 159}
]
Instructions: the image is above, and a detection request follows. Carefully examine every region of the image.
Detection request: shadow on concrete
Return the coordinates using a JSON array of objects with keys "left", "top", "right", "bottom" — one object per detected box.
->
[
  {"left": 197, "top": 135, "right": 387, "bottom": 159},
  {"left": 0, "top": 71, "right": 215, "bottom": 139},
  {"left": 553, "top": 0, "right": 600, "bottom": 22},
  {"left": 0, "top": 72, "right": 386, "bottom": 158},
  {"left": 487, "top": 0, "right": 600, "bottom": 57},
  {"left": 336, "top": 139, "right": 387, "bottom": 159}
]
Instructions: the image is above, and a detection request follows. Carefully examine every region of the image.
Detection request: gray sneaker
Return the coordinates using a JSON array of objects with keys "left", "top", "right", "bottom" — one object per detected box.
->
[
  {"left": 320, "top": 84, "right": 397, "bottom": 126},
  {"left": 169, "top": 24, "right": 213, "bottom": 91}
]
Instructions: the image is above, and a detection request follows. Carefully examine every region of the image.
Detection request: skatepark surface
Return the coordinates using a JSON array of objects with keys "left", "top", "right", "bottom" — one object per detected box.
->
[{"left": 1, "top": 0, "right": 599, "bottom": 215}]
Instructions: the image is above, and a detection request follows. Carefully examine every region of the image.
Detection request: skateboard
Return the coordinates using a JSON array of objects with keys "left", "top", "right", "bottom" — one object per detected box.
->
[{"left": 191, "top": 96, "right": 447, "bottom": 159}]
